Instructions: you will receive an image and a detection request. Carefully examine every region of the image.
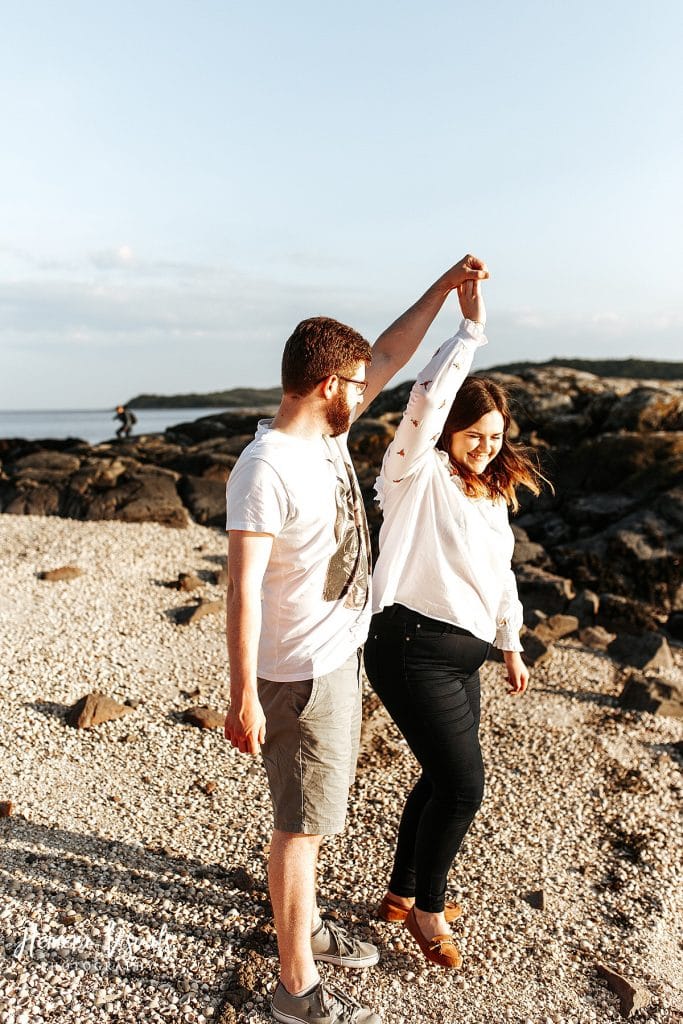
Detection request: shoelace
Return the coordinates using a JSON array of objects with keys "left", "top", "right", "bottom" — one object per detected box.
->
[
  {"left": 320, "top": 981, "right": 363, "bottom": 1022},
  {"left": 322, "top": 920, "right": 361, "bottom": 959}
]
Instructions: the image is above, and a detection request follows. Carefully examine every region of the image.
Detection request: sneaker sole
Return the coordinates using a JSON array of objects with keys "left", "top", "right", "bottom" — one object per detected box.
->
[{"left": 312, "top": 950, "right": 380, "bottom": 968}]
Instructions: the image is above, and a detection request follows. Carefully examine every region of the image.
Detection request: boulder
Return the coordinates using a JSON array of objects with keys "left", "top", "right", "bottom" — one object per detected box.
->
[
  {"left": 66, "top": 693, "right": 136, "bottom": 729},
  {"left": 544, "top": 614, "right": 579, "bottom": 639},
  {"left": 520, "top": 627, "right": 553, "bottom": 666},
  {"left": 602, "top": 386, "right": 683, "bottom": 432},
  {"left": 176, "top": 572, "right": 202, "bottom": 592},
  {"left": 597, "top": 594, "right": 664, "bottom": 634},
  {"left": 84, "top": 465, "right": 188, "bottom": 528},
  {"left": 579, "top": 626, "right": 615, "bottom": 649},
  {"left": 515, "top": 565, "right": 575, "bottom": 615},
  {"left": 618, "top": 671, "right": 683, "bottom": 718},
  {"left": 567, "top": 589, "right": 600, "bottom": 626},
  {"left": 178, "top": 475, "right": 227, "bottom": 528},
  {"left": 608, "top": 633, "right": 674, "bottom": 672},
  {"left": 666, "top": 610, "right": 683, "bottom": 641}
]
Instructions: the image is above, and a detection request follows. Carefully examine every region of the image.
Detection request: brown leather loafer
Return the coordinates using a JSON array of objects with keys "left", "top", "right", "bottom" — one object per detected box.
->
[
  {"left": 378, "top": 893, "right": 462, "bottom": 924},
  {"left": 404, "top": 906, "right": 463, "bottom": 968}
]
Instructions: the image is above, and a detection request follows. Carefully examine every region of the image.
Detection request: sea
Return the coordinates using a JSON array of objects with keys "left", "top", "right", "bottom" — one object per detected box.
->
[{"left": 0, "top": 408, "right": 233, "bottom": 446}]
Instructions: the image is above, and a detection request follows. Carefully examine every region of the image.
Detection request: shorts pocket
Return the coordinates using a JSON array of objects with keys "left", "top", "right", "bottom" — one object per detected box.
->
[{"left": 288, "top": 678, "right": 317, "bottom": 720}]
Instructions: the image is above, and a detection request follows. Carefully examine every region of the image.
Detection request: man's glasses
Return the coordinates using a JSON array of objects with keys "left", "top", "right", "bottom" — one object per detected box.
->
[
  {"left": 337, "top": 375, "right": 368, "bottom": 395},
  {"left": 316, "top": 374, "right": 368, "bottom": 395}
]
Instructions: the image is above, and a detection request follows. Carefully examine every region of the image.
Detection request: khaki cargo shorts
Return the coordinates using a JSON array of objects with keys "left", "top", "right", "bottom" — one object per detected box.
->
[{"left": 257, "top": 650, "right": 363, "bottom": 835}]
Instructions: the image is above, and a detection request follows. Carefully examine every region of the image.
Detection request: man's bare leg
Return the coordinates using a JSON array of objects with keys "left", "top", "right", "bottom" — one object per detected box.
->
[{"left": 269, "top": 829, "right": 322, "bottom": 994}]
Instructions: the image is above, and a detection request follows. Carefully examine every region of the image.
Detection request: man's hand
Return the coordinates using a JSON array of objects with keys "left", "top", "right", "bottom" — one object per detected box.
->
[
  {"left": 224, "top": 692, "right": 266, "bottom": 755},
  {"left": 442, "top": 254, "right": 490, "bottom": 292},
  {"left": 503, "top": 651, "right": 529, "bottom": 695},
  {"left": 457, "top": 279, "right": 486, "bottom": 325}
]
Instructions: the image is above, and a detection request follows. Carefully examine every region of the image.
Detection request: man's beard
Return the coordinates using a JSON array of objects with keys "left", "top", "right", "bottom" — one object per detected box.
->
[{"left": 325, "top": 390, "right": 353, "bottom": 437}]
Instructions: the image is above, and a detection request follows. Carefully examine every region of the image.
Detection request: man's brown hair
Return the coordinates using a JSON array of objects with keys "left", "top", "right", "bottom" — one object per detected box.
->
[{"left": 281, "top": 317, "right": 372, "bottom": 396}]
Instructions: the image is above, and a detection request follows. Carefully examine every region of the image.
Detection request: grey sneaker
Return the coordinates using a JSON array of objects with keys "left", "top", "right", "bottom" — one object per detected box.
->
[
  {"left": 311, "top": 920, "right": 379, "bottom": 968},
  {"left": 271, "top": 980, "right": 381, "bottom": 1023}
]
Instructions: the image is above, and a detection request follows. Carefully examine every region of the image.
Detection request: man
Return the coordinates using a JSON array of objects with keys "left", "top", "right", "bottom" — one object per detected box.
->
[
  {"left": 113, "top": 405, "right": 136, "bottom": 438},
  {"left": 224, "top": 255, "right": 489, "bottom": 1024}
]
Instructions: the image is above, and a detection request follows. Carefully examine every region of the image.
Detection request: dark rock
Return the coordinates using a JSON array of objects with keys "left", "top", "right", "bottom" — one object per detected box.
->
[
  {"left": 544, "top": 614, "right": 579, "bottom": 639},
  {"left": 175, "top": 599, "right": 223, "bottom": 625},
  {"left": 512, "top": 536, "right": 549, "bottom": 568},
  {"left": 618, "top": 671, "right": 683, "bottom": 718},
  {"left": 348, "top": 418, "right": 396, "bottom": 464},
  {"left": 204, "top": 781, "right": 218, "bottom": 794},
  {"left": 596, "top": 961, "right": 651, "bottom": 1017},
  {"left": 84, "top": 465, "right": 188, "bottom": 528},
  {"left": 556, "top": 432, "right": 683, "bottom": 496},
  {"left": 178, "top": 475, "right": 227, "bottom": 528},
  {"left": 568, "top": 589, "right": 600, "bottom": 626},
  {"left": 176, "top": 572, "right": 202, "bottom": 593},
  {"left": 4, "top": 483, "right": 61, "bottom": 516},
  {"left": 597, "top": 594, "right": 664, "bottom": 634},
  {"left": 66, "top": 692, "right": 136, "bottom": 729},
  {"left": 608, "top": 633, "right": 674, "bottom": 671},
  {"left": 182, "top": 705, "right": 225, "bottom": 730},
  {"left": 523, "top": 608, "right": 548, "bottom": 629},
  {"left": 520, "top": 627, "right": 552, "bottom": 666},
  {"left": 523, "top": 889, "right": 547, "bottom": 910},
  {"left": 0, "top": 801, "right": 14, "bottom": 817},
  {"left": 515, "top": 565, "right": 575, "bottom": 615},
  {"left": 38, "top": 565, "right": 83, "bottom": 582},
  {"left": 602, "top": 386, "right": 683, "bottom": 432},
  {"left": 579, "top": 626, "right": 615, "bottom": 649},
  {"left": 666, "top": 610, "right": 683, "bottom": 641}
]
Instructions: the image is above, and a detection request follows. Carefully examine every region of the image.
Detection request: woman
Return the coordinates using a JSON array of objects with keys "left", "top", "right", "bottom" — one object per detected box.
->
[{"left": 363, "top": 279, "right": 545, "bottom": 968}]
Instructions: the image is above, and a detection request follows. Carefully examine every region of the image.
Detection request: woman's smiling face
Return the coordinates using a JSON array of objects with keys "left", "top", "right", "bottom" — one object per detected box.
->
[{"left": 448, "top": 410, "right": 505, "bottom": 475}]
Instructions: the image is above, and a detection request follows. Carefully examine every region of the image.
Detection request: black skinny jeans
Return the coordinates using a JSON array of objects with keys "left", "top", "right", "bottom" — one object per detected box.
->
[{"left": 364, "top": 604, "right": 490, "bottom": 913}]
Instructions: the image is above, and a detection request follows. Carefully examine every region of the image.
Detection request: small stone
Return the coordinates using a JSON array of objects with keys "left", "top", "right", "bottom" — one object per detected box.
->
[
  {"left": 182, "top": 706, "right": 224, "bottom": 730},
  {"left": 596, "top": 962, "right": 651, "bottom": 1017},
  {"left": 0, "top": 801, "right": 14, "bottom": 817},
  {"left": 177, "top": 572, "right": 202, "bottom": 592},
  {"left": 523, "top": 889, "right": 547, "bottom": 910},
  {"left": 176, "top": 599, "right": 223, "bottom": 626},
  {"left": 66, "top": 692, "right": 135, "bottom": 729},
  {"left": 58, "top": 911, "right": 82, "bottom": 926},
  {"left": 204, "top": 781, "right": 218, "bottom": 794},
  {"left": 38, "top": 565, "right": 83, "bottom": 582}
]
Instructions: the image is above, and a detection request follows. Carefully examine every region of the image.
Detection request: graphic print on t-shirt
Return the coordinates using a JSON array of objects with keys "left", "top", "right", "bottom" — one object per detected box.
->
[{"left": 322, "top": 440, "right": 370, "bottom": 610}]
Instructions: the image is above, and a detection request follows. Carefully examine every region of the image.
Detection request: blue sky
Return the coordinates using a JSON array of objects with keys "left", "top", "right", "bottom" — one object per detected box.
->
[{"left": 1, "top": 0, "right": 681, "bottom": 408}]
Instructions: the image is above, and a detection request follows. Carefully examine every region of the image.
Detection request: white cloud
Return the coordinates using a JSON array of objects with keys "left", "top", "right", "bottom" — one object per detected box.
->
[{"left": 90, "top": 245, "right": 135, "bottom": 270}]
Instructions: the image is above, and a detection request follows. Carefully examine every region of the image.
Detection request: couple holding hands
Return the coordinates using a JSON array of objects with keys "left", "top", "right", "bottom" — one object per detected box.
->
[{"left": 225, "top": 254, "right": 543, "bottom": 1024}]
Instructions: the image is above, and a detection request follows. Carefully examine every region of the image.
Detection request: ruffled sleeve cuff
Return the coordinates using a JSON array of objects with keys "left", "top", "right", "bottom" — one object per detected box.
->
[{"left": 494, "top": 619, "right": 524, "bottom": 653}]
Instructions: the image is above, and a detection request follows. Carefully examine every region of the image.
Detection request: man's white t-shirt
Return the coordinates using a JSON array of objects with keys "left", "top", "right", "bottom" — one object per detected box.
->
[{"left": 226, "top": 420, "right": 371, "bottom": 682}]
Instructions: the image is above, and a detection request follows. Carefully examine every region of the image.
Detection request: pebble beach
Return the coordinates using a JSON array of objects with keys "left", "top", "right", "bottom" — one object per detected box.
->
[{"left": 1, "top": 514, "right": 682, "bottom": 1024}]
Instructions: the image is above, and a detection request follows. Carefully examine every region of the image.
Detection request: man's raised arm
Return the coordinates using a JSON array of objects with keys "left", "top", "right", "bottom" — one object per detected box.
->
[
  {"left": 224, "top": 531, "right": 273, "bottom": 755},
  {"left": 358, "top": 253, "right": 489, "bottom": 414}
]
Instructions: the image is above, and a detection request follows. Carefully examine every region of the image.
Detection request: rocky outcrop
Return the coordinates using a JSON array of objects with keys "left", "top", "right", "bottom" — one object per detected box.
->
[{"left": 2, "top": 370, "right": 681, "bottom": 644}]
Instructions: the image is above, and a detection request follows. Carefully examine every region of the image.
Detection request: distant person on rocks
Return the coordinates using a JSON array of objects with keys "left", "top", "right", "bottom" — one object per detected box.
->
[
  {"left": 113, "top": 405, "right": 136, "bottom": 438},
  {"left": 364, "top": 278, "right": 547, "bottom": 970},
  {"left": 224, "top": 255, "right": 489, "bottom": 1024}
]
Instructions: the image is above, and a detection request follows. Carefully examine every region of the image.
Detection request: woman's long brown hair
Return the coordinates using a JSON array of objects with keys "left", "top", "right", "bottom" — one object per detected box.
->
[{"left": 437, "top": 376, "right": 549, "bottom": 512}]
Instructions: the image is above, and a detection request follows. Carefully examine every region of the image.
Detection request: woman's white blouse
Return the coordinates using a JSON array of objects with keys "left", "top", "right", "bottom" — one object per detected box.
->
[{"left": 372, "top": 319, "right": 524, "bottom": 652}]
